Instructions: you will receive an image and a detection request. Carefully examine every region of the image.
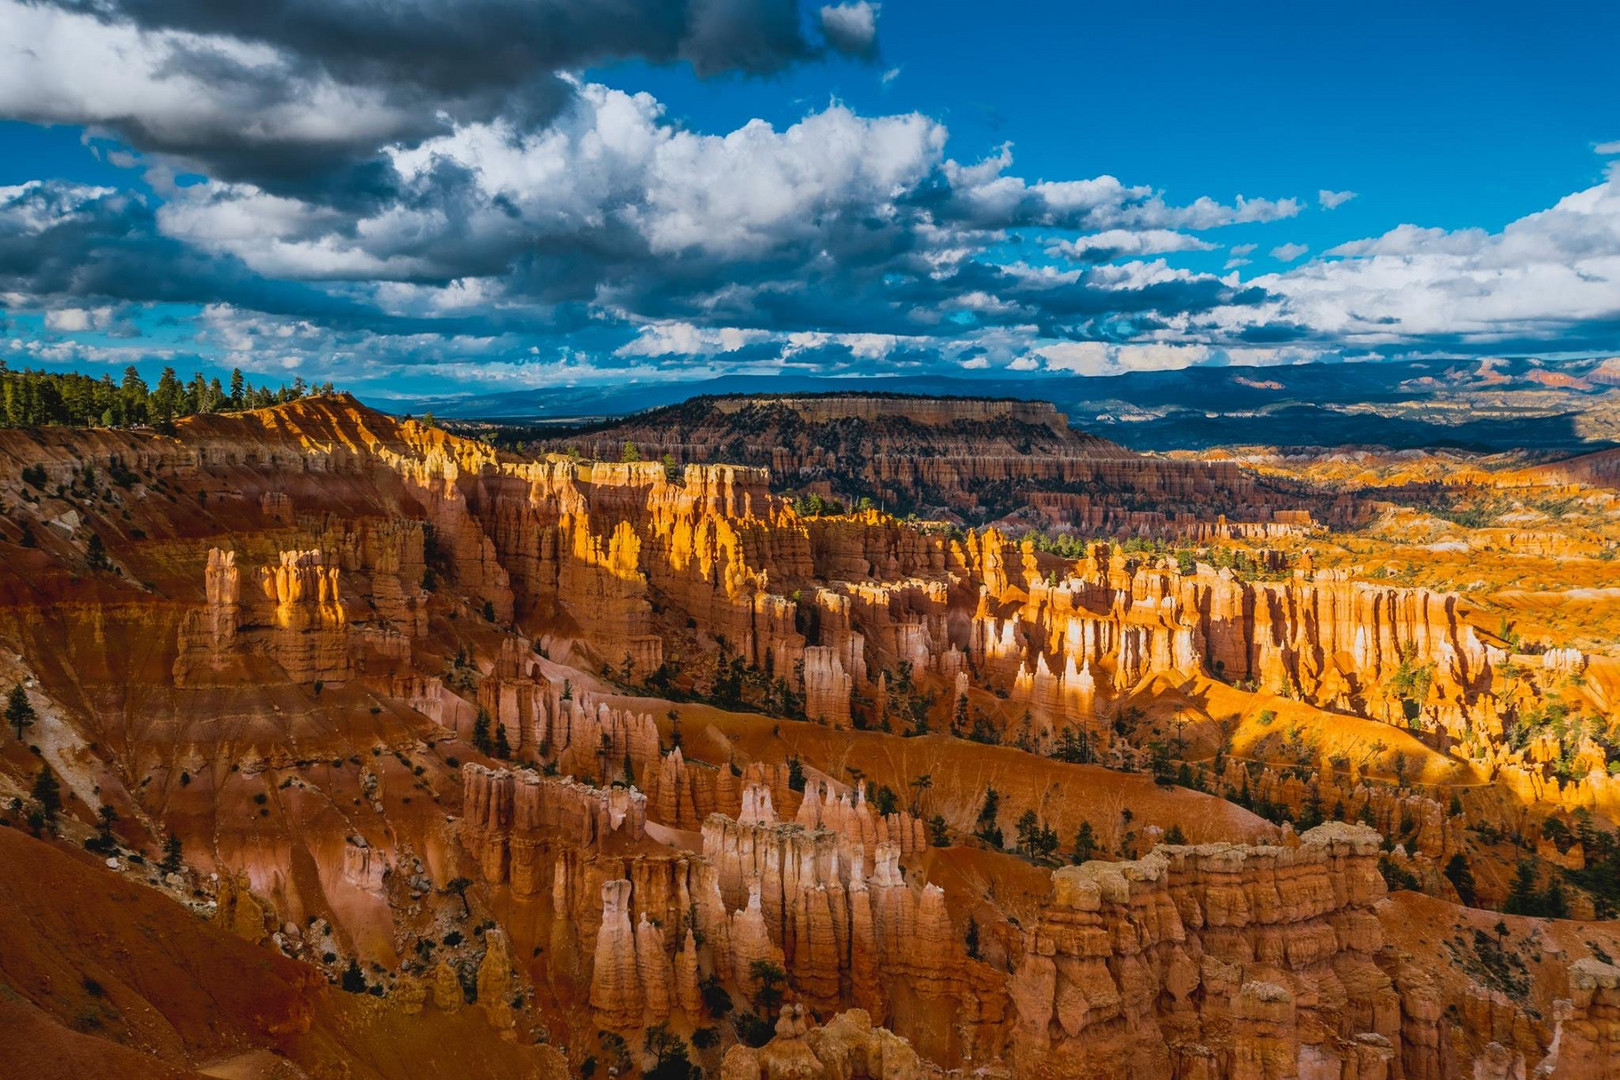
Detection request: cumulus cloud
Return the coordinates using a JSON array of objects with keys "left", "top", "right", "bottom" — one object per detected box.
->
[
  {"left": 1318, "top": 189, "right": 1357, "bottom": 209},
  {"left": 819, "top": 2, "right": 879, "bottom": 57},
  {"left": 1270, "top": 242, "right": 1309, "bottom": 262},
  {"left": 1047, "top": 229, "right": 1215, "bottom": 262},
  {"left": 136, "top": 79, "right": 1288, "bottom": 351},
  {"left": 1034, "top": 341, "right": 1212, "bottom": 375},
  {"left": 933, "top": 150, "right": 1303, "bottom": 233},
  {"left": 615, "top": 322, "right": 773, "bottom": 358},
  {"left": 0, "top": 0, "right": 836, "bottom": 197},
  {"left": 19, "top": 0, "right": 1522, "bottom": 390},
  {"left": 1218, "top": 164, "right": 1620, "bottom": 352}
]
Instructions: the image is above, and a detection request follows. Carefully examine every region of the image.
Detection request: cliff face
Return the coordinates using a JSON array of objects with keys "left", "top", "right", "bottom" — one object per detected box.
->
[{"left": 1012, "top": 823, "right": 1396, "bottom": 1077}]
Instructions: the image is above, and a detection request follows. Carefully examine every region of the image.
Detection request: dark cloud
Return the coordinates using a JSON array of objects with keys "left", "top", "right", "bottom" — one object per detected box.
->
[
  {"left": 13, "top": 0, "right": 835, "bottom": 199},
  {"left": 52, "top": 0, "right": 817, "bottom": 86},
  {"left": 0, "top": 180, "right": 519, "bottom": 336}
]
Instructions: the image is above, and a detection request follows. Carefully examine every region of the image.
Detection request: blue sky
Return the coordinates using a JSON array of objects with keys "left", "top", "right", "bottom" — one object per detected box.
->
[{"left": 1, "top": 0, "right": 1617, "bottom": 399}]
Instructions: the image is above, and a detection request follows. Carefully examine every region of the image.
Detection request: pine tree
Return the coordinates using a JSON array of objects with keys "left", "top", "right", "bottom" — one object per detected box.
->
[
  {"left": 161, "top": 833, "right": 184, "bottom": 875},
  {"left": 1443, "top": 853, "right": 1476, "bottom": 906},
  {"left": 472, "top": 708, "right": 494, "bottom": 755},
  {"left": 1541, "top": 874, "right": 1570, "bottom": 919},
  {"left": 1014, "top": 808, "right": 1040, "bottom": 855},
  {"left": 493, "top": 721, "right": 511, "bottom": 760},
  {"left": 1503, "top": 859, "right": 1541, "bottom": 915},
  {"left": 6, "top": 683, "right": 36, "bottom": 741},
  {"left": 32, "top": 765, "right": 61, "bottom": 824},
  {"left": 975, "top": 786, "right": 1003, "bottom": 848},
  {"left": 86, "top": 532, "right": 109, "bottom": 570},
  {"left": 1072, "top": 820, "right": 1097, "bottom": 863}
]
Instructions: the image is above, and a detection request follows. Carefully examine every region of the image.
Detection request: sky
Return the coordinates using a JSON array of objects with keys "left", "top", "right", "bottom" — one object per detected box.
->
[{"left": 1, "top": 0, "right": 1617, "bottom": 400}]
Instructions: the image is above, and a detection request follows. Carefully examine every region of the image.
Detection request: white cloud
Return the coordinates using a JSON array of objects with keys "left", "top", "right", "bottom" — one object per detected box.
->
[
  {"left": 614, "top": 322, "right": 772, "bottom": 357},
  {"left": 161, "top": 86, "right": 949, "bottom": 275},
  {"left": 1035, "top": 341, "right": 1211, "bottom": 376},
  {"left": 0, "top": 1, "right": 410, "bottom": 162},
  {"left": 43, "top": 306, "right": 120, "bottom": 332},
  {"left": 1318, "top": 189, "right": 1357, "bottom": 210},
  {"left": 1230, "top": 243, "right": 1257, "bottom": 256},
  {"left": 1596, "top": 140, "right": 1620, "bottom": 155},
  {"left": 1253, "top": 164, "right": 1620, "bottom": 344},
  {"left": 881, "top": 66, "right": 901, "bottom": 85},
  {"left": 819, "top": 2, "right": 879, "bottom": 55},
  {"left": 1223, "top": 257, "right": 1251, "bottom": 270},
  {"left": 0, "top": 180, "right": 119, "bottom": 234},
  {"left": 1047, "top": 229, "right": 1215, "bottom": 260},
  {"left": 1270, "top": 242, "right": 1309, "bottom": 262}
]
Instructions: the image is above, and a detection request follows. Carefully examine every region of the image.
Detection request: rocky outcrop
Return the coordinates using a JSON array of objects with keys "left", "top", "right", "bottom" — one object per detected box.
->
[
  {"left": 589, "top": 879, "right": 645, "bottom": 1029},
  {"left": 3, "top": 393, "right": 1611, "bottom": 1080},
  {"left": 1541, "top": 959, "right": 1620, "bottom": 1078},
  {"left": 257, "top": 550, "right": 351, "bottom": 683},
  {"left": 801, "top": 646, "right": 853, "bottom": 726},
  {"left": 175, "top": 546, "right": 352, "bottom": 684},
  {"left": 720, "top": 1006, "right": 933, "bottom": 1079},
  {"left": 174, "top": 547, "right": 242, "bottom": 682},
  {"left": 1010, "top": 822, "right": 1398, "bottom": 1075},
  {"left": 460, "top": 764, "right": 647, "bottom": 893}
]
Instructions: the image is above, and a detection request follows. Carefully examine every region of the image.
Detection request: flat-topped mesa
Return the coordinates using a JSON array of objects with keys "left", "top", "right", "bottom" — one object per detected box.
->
[
  {"left": 713, "top": 393, "right": 1074, "bottom": 432},
  {"left": 1012, "top": 822, "right": 1396, "bottom": 1073},
  {"left": 460, "top": 763, "right": 647, "bottom": 893},
  {"left": 536, "top": 393, "right": 1289, "bottom": 525}
]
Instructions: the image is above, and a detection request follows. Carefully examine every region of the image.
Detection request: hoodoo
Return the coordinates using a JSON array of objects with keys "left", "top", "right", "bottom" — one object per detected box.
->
[{"left": 0, "top": 392, "right": 1617, "bottom": 1079}]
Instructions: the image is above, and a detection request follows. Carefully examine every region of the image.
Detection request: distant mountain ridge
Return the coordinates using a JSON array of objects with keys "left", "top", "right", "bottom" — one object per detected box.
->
[{"left": 397, "top": 355, "right": 1620, "bottom": 452}]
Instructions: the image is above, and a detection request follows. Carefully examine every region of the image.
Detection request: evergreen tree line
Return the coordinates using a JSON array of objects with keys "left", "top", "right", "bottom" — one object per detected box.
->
[{"left": 0, "top": 361, "right": 336, "bottom": 430}]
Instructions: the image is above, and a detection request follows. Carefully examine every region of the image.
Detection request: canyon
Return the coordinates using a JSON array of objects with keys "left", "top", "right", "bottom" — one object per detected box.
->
[{"left": 0, "top": 392, "right": 1618, "bottom": 1078}]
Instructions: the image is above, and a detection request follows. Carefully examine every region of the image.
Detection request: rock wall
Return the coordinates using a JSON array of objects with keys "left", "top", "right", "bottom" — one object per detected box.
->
[
  {"left": 175, "top": 546, "right": 352, "bottom": 684},
  {"left": 460, "top": 764, "right": 647, "bottom": 893},
  {"left": 1010, "top": 822, "right": 1399, "bottom": 1077}
]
